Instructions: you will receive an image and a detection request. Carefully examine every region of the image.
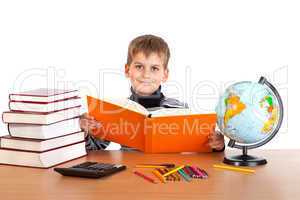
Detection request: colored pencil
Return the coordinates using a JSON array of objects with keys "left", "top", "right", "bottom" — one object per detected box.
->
[
  {"left": 162, "top": 165, "right": 185, "bottom": 177},
  {"left": 173, "top": 171, "right": 181, "bottom": 181},
  {"left": 191, "top": 166, "right": 205, "bottom": 179},
  {"left": 178, "top": 169, "right": 192, "bottom": 182},
  {"left": 187, "top": 166, "right": 201, "bottom": 178},
  {"left": 183, "top": 166, "right": 194, "bottom": 177},
  {"left": 197, "top": 167, "right": 208, "bottom": 178},
  {"left": 135, "top": 165, "right": 167, "bottom": 169},
  {"left": 133, "top": 171, "right": 157, "bottom": 184},
  {"left": 138, "top": 163, "right": 175, "bottom": 168},
  {"left": 152, "top": 169, "right": 166, "bottom": 183},
  {"left": 213, "top": 164, "right": 255, "bottom": 173}
]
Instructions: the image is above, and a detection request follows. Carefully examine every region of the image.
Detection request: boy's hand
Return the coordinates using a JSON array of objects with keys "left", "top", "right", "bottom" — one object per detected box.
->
[
  {"left": 79, "top": 113, "right": 102, "bottom": 137},
  {"left": 208, "top": 130, "right": 225, "bottom": 151}
]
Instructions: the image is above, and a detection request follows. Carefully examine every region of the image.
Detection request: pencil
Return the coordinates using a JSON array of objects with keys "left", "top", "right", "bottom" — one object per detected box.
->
[
  {"left": 186, "top": 166, "right": 200, "bottom": 178},
  {"left": 158, "top": 168, "right": 171, "bottom": 181},
  {"left": 213, "top": 164, "right": 255, "bottom": 173},
  {"left": 178, "top": 169, "right": 192, "bottom": 182},
  {"left": 183, "top": 166, "right": 194, "bottom": 177},
  {"left": 191, "top": 166, "right": 205, "bottom": 179},
  {"left": 162, "top": 168, "right": 175, "bottom": 181},
  {"left": 197, "top": 167, "right": 208, "bottom": 179},
  {"left": 133, "top": 171, "right": 157, "bottom": 184},
  {"left": 138, "top": 163, "right": 175, "bottom": 168},
  {"left": 135, "top": 165, "right": 167, "bottom": 169},
  {"left": 152, "top": 169, "right": 166, "bottom": 183},
  {"left": 162, "top": 165, "right": 185, "bottom": 177},
  {"left": 173, "top": 171, "right": 181, "bottom": 181}
]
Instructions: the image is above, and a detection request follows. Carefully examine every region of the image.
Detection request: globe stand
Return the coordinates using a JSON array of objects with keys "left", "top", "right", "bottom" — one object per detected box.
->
[{"left": 223, "top": 141, "right": 267, "bottom": 166}]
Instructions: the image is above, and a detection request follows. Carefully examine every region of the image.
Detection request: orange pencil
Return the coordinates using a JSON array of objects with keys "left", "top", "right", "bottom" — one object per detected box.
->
[{"left": 152, "top": 169, "right": 166, "bottom": 183}]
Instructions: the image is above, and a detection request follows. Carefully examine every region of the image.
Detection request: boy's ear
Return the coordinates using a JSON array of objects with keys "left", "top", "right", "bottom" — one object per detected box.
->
[
  {"left": 125, "top": 64, "right": 130, "bottom": 78},
  {"left": 162, "top": 68, "right": 169, "bottom": 83}
]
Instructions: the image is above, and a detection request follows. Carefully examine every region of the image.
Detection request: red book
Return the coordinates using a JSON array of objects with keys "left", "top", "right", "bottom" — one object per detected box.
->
[
  {"left": 2, "top": 106, "right": 81, "bottom": 125},
  {"left": 0, "top": 131, "right": 85, "bottom": 152},
  {"left": 9, "top": 88, "right": 79, "bottom": 102},
  {"left": 0, "top": 141, "right": 87, "bottom": 168},
  {"left": 7, "top": 117, "right": 81, "bottom": 140},
  {"left": 9, "top": 96, "right": 81, "bottom": 113}
]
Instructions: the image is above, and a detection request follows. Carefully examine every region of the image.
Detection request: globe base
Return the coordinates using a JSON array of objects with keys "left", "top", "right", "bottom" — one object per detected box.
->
[{"left": 223, "top": 154, "right": 267, "bottom": 167}]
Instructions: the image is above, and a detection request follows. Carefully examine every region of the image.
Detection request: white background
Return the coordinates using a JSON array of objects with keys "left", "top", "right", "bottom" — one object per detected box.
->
[{"left": 0, "top": 0, "right": 299, "bottom": 149}]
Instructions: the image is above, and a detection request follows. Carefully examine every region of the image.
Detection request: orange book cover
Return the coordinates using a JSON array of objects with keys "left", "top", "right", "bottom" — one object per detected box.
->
[{"left": 87, "top": 96, "right": 217, "bottom": 153}]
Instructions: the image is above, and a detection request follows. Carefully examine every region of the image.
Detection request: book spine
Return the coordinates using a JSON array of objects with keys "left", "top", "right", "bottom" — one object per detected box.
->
[
  {"left": 1, "top": 112, "right": 5, "bottom": 124},
  {"left": 7, "top": 123, "right": 11, "bottom": 136},
  {"left": 7, "top": 116, "right": 80, "bottom": 126},
  {"left": 8, "top": 100, "right": 11, "bottom": 111},
  {"left": 9, "top": 96, "right": 80, "bottom": 104},
  {"left": 9, "top": 89, "right": 78, "bottom": 97},
  {"left": 6, "top": 105, "right": 81, "bottom": 115},
  {"left": 0, "top": 140, "right": 85, "bottom": 153},
  {"left": 3, "top": 131, "right": 83, "bottom": 142},
  {"left": 0, "top": 153, "right": 86, "bottom": 169}
]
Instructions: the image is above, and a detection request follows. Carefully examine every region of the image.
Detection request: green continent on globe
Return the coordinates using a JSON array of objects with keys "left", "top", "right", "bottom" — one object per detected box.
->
[
  {"left": 224, "top": 93, "right": 246, "bottom": 126},
  {"left": 260, "top": 95, "right": 278, "bottom": 133}
]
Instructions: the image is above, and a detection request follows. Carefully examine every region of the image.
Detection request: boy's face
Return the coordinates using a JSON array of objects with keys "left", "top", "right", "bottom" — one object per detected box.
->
[{"left": 125, "top": 52, "right": 169, "bottom": 96}]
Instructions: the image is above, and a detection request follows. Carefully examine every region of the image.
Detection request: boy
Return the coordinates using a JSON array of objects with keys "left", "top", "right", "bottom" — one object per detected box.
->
[{"left": 80, "top": 34, "right": 225, "bottom": 152}]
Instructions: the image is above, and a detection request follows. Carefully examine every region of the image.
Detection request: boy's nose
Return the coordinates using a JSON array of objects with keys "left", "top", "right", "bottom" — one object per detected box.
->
[{"left": 142, "top": 69, "right": 151, "bottom": 78}]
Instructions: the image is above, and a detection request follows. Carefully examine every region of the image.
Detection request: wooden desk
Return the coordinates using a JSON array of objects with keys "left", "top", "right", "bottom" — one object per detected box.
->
[{"left": 0, "top": 149, "right": 299, "bottom": 200}]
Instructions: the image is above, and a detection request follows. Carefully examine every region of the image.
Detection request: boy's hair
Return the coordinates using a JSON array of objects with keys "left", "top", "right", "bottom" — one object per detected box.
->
[{"left": 127, "top": 34, "right": 170, "bottom": 69}]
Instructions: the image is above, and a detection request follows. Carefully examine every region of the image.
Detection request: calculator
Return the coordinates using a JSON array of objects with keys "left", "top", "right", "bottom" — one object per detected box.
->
[{"left": 54, "top": 161, "right": 126, "bottom": 179}]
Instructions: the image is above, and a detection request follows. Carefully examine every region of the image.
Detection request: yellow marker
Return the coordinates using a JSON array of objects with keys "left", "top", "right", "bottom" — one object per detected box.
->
[
  {"left": 152, "top": 169, "right": 166, "bottom": 183},
  {"left": 213, "top": 164, "right": 255, "bottom": 173},
  {"left": 162, "top": 165, "right": 185, "bottom": 177},
  {"left": 135, "top": 165, "right": 167, "bottom": 169}
]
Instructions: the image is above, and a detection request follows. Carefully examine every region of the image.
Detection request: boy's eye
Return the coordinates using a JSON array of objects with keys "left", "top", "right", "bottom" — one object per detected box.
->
[
  {"left": 135, "top": 65, "right": 143, "bottom": 70},
  {"left": 151, "top": 66, "right": 159, "bottom": 72}
]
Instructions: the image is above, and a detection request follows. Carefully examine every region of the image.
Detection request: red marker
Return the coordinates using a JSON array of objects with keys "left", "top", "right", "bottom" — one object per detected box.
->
[{"left": 133, "top": 171, "right": 157, "bottom": 184}]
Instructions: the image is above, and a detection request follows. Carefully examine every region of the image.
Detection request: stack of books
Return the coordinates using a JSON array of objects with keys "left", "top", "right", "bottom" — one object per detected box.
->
[{"left": 1, "top": 88, "right": 87, "bottom": 168}]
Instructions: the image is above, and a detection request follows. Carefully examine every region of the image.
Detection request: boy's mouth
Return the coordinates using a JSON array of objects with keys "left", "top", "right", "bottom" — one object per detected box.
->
[{"left": 137, "top": 79, "right": 155, "bottom": 85}]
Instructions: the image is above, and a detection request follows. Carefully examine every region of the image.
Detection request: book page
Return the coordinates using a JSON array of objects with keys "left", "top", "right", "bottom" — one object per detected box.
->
[
  {"left": 103, "top": 97, "right": 149, "bottom": 116},
  {"left": 149, "top": 108, "right": 213, "bottom": 117},
  {"left": 149, "top": 108, "right": 192, "bottom": 117}
]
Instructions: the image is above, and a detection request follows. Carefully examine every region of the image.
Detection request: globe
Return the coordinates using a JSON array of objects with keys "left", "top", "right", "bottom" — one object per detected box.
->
[{"left": 215, "top": 77, "right": 284, "bottom": 166}]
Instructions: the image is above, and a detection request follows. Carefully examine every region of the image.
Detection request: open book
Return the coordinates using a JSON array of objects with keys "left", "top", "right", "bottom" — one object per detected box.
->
[{"left": 87, "top": 96, "right": 217, "bottom": 153}]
